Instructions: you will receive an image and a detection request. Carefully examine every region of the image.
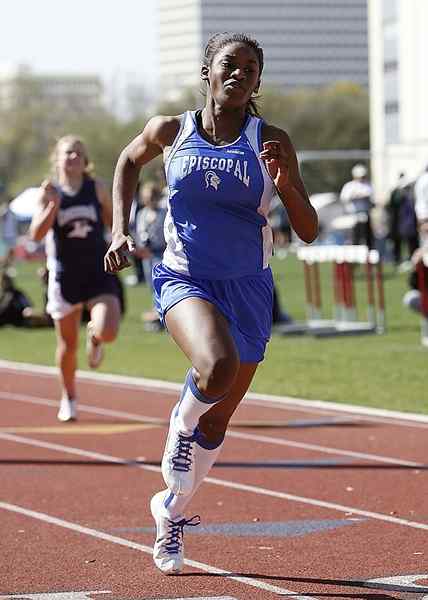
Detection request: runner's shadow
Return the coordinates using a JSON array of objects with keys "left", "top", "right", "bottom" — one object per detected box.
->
[
  {"left": 0, "top": 459, "right": 426, "bottom": 470},
  {"left": 213, "top": 461, "right": 427, "bottom": 470},
  {"left": 178, "top": 572, "right": 418, "bottom": 598},
  {"left": 0, "top": 418, "right": 368, "bottom": 429}
]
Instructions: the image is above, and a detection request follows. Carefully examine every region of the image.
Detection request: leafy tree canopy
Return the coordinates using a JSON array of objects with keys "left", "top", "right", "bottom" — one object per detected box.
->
[{"left": 1, "top": 80, "right": 368, "bottom": 202}]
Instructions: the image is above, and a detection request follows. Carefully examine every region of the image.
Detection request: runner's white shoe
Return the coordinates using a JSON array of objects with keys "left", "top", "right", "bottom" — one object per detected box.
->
[
  {"left": 57, "top": 396, "right": 77, "bottom": 422},
  {"left": 150, "top": 491, "right": 200, "bottom": 575},
  {"left": 161, "top": 405, "right": 196, "bottom": 496},
  {"left": 86, "top": 322, "right": 104, "bottom": 369}
]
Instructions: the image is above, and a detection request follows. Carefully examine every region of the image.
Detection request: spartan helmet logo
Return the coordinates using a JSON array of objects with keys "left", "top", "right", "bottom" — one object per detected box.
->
[{"left": 205, "top": 170, "right": 221, "bottom": 190}]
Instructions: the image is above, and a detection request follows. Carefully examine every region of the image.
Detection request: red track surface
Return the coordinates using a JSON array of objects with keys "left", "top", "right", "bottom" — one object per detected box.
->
[{"left": 1, "top": 361, "right": 428, "bottom": 600}]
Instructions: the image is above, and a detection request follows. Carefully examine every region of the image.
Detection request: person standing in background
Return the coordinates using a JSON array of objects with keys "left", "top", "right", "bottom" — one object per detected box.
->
[
  {"left": 125, "top": 181, "right": 145, "bottom": 286},
  {"left": 415, "top": 164, "right": 428, "bottom": 248},
  {"left": 401, "top": 165, "right": 428, "bottom": 316},
  {"left": 0, "top": 198, "right": 18, "bottom": 266},
  {"left": 135, "top": 181, "right": 167, "bottom": 328},
  {"left": 340, "top": 164, "right": 374, "bottom": 247}
]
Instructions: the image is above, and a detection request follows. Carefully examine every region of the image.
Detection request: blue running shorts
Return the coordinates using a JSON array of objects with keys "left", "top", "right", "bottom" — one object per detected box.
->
[{"left": 152, "top": 263, "right": 273, "bottom": 363}]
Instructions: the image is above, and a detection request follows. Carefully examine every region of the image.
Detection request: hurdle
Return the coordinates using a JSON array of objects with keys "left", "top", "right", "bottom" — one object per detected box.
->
[
  {"left": 416, "top": 256, "right": 428, "bottom": 347},
  {"left": 296, "top": 244, "right": 385, "bottom": 337}
]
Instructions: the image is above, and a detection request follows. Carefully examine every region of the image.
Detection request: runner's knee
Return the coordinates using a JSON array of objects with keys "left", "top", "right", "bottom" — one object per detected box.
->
[
  {"left": 57, "top": 338, "right": 78, "bottom": 355},
  {"left": 195, "top": 353, "right": 239, "bottom": 398}
]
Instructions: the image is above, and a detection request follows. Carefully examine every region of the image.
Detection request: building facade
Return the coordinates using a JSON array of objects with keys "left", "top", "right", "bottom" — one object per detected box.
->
[
  {"left": 159, "top": 0, "right": 368, "bottom": 96},
  {"left": 369, "top": 0, "right": 428, "bottom": 200}
]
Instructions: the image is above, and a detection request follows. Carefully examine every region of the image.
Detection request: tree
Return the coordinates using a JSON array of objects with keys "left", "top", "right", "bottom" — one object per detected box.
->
[
  {"left": 0, "top": 78, "right": 52, "bottom": 198},
  {"left": 155, "top": 81, "right": 370, "bottom": 195},
  {"left": 259, "top": 82, "right": 370, "bottom": 194},
  {"left": 0, "top": 78, "right": 154, "bottom": 198}
]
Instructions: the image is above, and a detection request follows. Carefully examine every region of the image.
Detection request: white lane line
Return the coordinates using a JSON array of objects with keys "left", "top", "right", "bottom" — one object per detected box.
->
[
  {"left": 0, "top": 592, "right": 112, "bottom": 600},
  {"left": 1, "top": 359, "right": 428, "bottom": 427},
  {"left": 0, "top": 501, "right": 315, "bottom": 599},
  {"left": 1, "top": 433, "right": 428, "bottom": 531},
  {"left": 201, "top": 475, "right": 428, "bottom": 531},
  {"left": 0, "top": 391, "right": 424, "bottom": 468},
  {"left": 244, "top": 395, "right": 428, "bottom": 428},
  {"left": 0, "top": 392, "right": 165, "bottom": 424},
  {"left": 227, "top": 431, "right": 424, "bottom": 468}
]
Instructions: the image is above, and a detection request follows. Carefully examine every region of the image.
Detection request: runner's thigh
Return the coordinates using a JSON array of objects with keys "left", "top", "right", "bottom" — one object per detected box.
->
[{"left": 165, "top": 297, "right": 239, "bottom": 369}]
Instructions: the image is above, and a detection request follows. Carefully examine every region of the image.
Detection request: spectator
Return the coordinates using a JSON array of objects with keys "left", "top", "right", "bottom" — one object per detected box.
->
[
  {"left": 340, "top": 164, "right": 374, "bottom": 247},
  {"left": 125, "top": 181, "right": 145, "bottom": 286},
  {"left": 402, "top": 247, "right": 428, "bottom": 315},
  {"left": 0, "top": 268, "right": 32, "bottom": 327},
  {"left": 405, "top": 165, "right": 428, "bottom": 317},
  {"left": 387, "top": 173, "right": 419, "bottom": 270},
  {"left": 135, "top": 181, "right": 167, "bottom": 329},
  {"left": 267, "top": 195, "right": 294, "bottom": 324},
  {"left": 0, "top": 198, "right": 18, "bottom": 266},
  {"left": 268, "top": 194, "right": 292, "bottom": 256},
  {"left": 414, "top": 164, "right": 428, "bottom": 248}
]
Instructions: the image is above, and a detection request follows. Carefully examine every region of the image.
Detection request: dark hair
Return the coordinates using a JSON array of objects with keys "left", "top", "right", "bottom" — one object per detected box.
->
[{"left": 202, "top": 32, "right": 264, "bottom": 117}]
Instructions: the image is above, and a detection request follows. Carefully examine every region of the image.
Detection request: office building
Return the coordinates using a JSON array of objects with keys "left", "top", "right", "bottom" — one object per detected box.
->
[
  {"left": 369, "top": 0, "right": 428, "bottom": 199},
  {"left": 159, "top": 0, "right": 368, "bottom": 96}
]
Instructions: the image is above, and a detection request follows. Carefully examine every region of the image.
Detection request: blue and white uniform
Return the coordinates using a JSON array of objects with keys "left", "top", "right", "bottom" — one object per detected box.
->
[
  {"left": 153, "top": 111, "right": 276, "bottom": 362},
  {"left": 45, "top": 177, "right": 119, "bottom": 319}
]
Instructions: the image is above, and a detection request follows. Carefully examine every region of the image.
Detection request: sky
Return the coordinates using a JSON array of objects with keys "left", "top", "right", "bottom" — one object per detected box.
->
[{"left": 1, "top": 0, "right": 158, "bottom": 99}]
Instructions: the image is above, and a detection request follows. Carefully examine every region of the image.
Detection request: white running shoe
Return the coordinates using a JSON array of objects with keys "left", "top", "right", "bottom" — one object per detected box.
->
[
  {"left": 150, "top": 491, "right": 200, "bottom": 575},
  {"left": 86, "top": 322, "right": 104, "bottom": 369},
  {"left": 57, "top": 396, "right": 77, "bottom": 422},
  {"left": 161, "top": 406, "right": 196, "bottom": 496}
]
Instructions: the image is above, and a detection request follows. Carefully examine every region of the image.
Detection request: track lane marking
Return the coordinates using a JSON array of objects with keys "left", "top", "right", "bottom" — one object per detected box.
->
[
  {"left": 1, "top": 433, "right": 427, "bottom": 531},
  {"left": 1, "top": 359, "right": 428, "bottom": 427},
  {"left": 0, "top": 500, "right": 315, "bottom": 599},
  {"left": 0, "top": 424, "right": 157, "bottom": 434},
  {"left": 0, "top": 391, "right": 424, "bottom": 468},
  {"left": 227, "top": 431, "right": 424, "bottom": 467},
  {"left": 0, "top": 593, "right": 112, "bottom": 600}
]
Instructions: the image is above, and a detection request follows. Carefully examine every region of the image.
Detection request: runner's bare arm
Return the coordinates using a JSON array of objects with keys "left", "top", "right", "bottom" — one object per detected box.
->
[
  {"left": 104, "top": 115, "right": 180, "bottom": 273},
  {"left": 29, "top": 181, "right": 61, "bottom": 242}
]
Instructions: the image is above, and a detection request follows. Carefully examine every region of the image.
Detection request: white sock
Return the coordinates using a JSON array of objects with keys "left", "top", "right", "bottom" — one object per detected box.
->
[
  {"left": 162, "top": 429, "right": 224, "bottom": 519},
  {"left": 175, "top": 369, "right": 225, "bottom": 436}
]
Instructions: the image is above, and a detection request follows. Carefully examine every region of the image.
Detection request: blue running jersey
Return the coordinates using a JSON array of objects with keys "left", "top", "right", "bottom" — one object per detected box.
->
[{"left": 163, "top": 111, "right": 275, "bottom": 279}]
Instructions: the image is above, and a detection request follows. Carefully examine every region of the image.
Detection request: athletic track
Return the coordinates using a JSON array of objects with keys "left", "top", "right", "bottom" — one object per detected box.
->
[{"left": 1, "top": 359, "right": 427, "bottom": 600}]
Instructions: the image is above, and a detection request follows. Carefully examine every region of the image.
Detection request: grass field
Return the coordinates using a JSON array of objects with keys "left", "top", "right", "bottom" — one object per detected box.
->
[{"left": 1, "top": 253, "right": 426, "bottom": 414}]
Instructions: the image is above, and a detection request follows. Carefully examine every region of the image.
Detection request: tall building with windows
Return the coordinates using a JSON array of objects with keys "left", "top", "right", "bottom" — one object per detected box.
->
[
  {"left": 159, "top": 0, "right": 368, "bottom": 96},
  {"left": 369, "top": 1, "right": 428, "bottom": 199}
]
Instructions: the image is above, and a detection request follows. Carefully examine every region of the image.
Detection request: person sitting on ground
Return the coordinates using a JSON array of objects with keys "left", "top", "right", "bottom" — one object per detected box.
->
[{"left": 0, "top": 268, "right": 32, "bottom": 327}]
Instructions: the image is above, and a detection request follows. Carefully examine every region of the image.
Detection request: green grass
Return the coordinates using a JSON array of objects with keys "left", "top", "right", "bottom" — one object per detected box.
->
[{"left": 1, "top": 255, "right": 426, "bottom": 414}]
